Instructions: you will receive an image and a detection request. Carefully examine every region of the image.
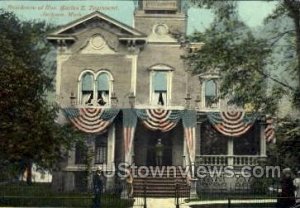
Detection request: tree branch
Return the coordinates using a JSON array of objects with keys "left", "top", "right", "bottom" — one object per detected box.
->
[
  {"left": 255, "top": 67, "right": 295, "bottom": 91},
  {"left": 269, "top": 29, "right": 294, "bottom": 47}
]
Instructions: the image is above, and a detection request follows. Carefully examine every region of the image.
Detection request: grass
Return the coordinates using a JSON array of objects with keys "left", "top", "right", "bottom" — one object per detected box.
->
[{"left": 0, "top": 183, "right": 133, "bottom": 207}]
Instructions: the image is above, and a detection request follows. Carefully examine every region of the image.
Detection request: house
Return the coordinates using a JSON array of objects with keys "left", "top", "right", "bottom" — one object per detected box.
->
[{"left": 47, "top": 0, "right": 273, "bottom": 196}]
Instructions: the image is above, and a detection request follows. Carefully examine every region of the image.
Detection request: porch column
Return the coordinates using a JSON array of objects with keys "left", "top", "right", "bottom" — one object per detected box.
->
[
  {"left": 195, "top": 122, "right": 201, "bottom": 156},
  {"left": 107, "top": 124, "right": 116, "bottom": 190},
  {"left": 259, "top": 117, "right": 267, "bottom": 157},
  {"left": 69, "top": 145, "right": 76, "bottom": 167},
  {"left": 107, "top": 124, "right": 116, "bottom": 171},
  {"left": 183, "top": 135, "right": 188, "bottom": 167},
  {"left": 227, "top": 138, "right": 234, "bottom": 166}
]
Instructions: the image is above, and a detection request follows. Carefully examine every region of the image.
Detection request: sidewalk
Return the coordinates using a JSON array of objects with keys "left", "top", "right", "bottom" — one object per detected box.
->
[
  {"left": 132, "top": 197, "right": 190, "bottom": 208},
  {"left": 132, "top": 198, "right": 277, "bottom": 208}
]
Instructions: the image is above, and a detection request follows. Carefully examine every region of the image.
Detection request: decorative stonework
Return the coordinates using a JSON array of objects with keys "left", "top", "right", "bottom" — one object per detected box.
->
[
  {"left": 147, "top": 23, "right": 177, "bottom": 43},
  {"left": 81, "top": 34, "right": 115, "bottom": 54},
  {"left": 90, "top": 35, "right": 105, "bottom": 49},
  {"left": 154, "top": 24, "right": 169, "bottom": 36}
]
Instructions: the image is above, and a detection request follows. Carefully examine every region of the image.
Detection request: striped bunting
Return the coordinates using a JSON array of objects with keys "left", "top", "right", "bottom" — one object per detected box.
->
[
  {"left": 207, "top": 111, "right": 256, "bottom": 137},
  {"left": 123, "top": 109, "right": 137, "bottom": 164},
  {"left": 265, "top": 116, "right": 276, "bottom": 143},
  {"left": 182, "top": 110, "right": 197, "bottom": 163},
  {"left": 135, "top": 109, "right": 181, "bottom": 132},
  {"left": 63, "top": 108, "right": 119, "bottom": 134}
]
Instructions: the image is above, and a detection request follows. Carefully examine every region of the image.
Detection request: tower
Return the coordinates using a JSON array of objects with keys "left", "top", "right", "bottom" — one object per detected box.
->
[{"left": 134, "top": 0, "right": 187, "bottom": 39}]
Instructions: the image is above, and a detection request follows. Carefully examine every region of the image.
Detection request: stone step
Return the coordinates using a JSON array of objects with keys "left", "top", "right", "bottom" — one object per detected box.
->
[
  {"left": 133, "top": 177, "right": 186, "bottom": 182},
  {"left": 133, "top": 190, "right": 190, "bottom": 197},
  {"left": 132, "top": 166, "right": 190, "bottom": 197}
]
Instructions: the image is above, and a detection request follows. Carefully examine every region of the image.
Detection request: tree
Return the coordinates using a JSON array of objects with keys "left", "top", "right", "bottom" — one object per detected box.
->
[
  {"left": 186, "top": 1, "right": 299, "bottom": 168},
  {"left": 0, "top": 10, "right": 80, "bottom": 184}
]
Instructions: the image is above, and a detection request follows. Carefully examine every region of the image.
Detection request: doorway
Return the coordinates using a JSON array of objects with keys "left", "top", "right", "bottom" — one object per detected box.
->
[
  {"left": 146, "top": 132, "right": 173, "bottom": 166},
  {"left": 133, "top": 121, "right": 183, "bottom": 166}
]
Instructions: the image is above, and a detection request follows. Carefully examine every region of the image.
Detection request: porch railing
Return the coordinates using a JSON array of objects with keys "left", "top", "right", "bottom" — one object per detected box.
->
[{"left": 196, "top": 155, "right": 265, "bottom": 166}]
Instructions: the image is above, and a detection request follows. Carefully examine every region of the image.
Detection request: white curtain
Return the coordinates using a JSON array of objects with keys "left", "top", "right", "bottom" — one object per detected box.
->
[{"left": 82, "top": 92, "right": 92, "bottom": 105}]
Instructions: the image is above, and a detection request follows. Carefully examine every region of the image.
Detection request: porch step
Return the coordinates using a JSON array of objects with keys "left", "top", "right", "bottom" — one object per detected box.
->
[{"left": 132, "top": 166, "right": 190, "bottom": 197}]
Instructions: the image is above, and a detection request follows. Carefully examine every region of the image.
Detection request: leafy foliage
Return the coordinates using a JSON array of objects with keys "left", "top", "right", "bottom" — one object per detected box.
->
[
  {"left": 184, "top": 2, "right": 284, "bottom": 113},
  {"left": 0, "top": 10, "right": 81, "bottom": 181},
  {"left": 187, "top": 1, "right": 300, "bottom": 170}
]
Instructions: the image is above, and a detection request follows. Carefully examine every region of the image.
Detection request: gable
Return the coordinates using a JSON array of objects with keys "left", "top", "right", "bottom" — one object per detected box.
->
[{"left": 48, "top": 11, "right": 146, "bottom": 38}]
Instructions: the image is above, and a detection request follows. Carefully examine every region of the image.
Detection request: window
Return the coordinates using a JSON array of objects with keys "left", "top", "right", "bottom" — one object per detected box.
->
[
  {"left": 81, "top": 72, "right": 94, "bottom": 106},
  {"left": 152, "top": 71, "right": 168, "bottom": 106},
  {"left": 79, "top": 71, "right": 112, "bottom": 106},
  {"left": 96, "top": 73, "right": 110, "bottom": 106},
  {"left": 233, "top": 123, "right": 259, "bottom": 155},
  {"left": 94, "top": 133, "right": 107, "bottom": 164},
  {"left": 200, "top": 122, "right": 227, "bottom": 155},
  {"left": 204, "top": 80, "right": 218, "bottom": 108},
  {"left": 75, "top": 142, "right": 87, "bottom": 164}
]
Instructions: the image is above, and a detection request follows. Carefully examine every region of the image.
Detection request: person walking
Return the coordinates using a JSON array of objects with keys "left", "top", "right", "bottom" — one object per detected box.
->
[
  {"left": 294, "top": 171, "right": 300, "bottom": 204},
  {"left": 92, "top": 166, "right": 104, "bottom": 208},
  {"left": 277, "top": 168, "right": 296, "bottom": 208}
]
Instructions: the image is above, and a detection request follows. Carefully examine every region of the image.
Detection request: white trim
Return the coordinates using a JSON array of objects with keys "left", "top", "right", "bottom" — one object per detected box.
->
[
  {"left": 149, "top": 67, "right": 173, "bottom": 107},
  {"left": 149, "top": 64, "right": 174, "bottom": 71},
  {"left": 126, "top": 55, "right": 138, "bottom": 96},
  {"left": 167, "top": 71, "right": 173, "bottom": 105},
  {"left": 201, "top": 79, "right": 220, "bottom": 111},
  {"left": 149, "top": 70, "right": 153, "bottom": 104},
  {"left": 78, "top": 70, "right": 95, "bottom": 105},
  {"left": 148, "top": 43, "right": 181, "bottom": 47},
  {"left": 56, "top": 54, "right": 71, "bottom": 102},
  {"left": 107, "top": 125, "right": 115, "bottom": 170},
  {"left": 134, "top": 104, "right": 185, "bottom": 110},
  {"left": 78, "top": 69, "right": 95, "bottom": 82}
]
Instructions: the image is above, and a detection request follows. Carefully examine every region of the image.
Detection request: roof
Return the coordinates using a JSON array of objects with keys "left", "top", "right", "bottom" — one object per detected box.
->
[{"left": 48, "top": 11, "right": 146, "bottom": 38}]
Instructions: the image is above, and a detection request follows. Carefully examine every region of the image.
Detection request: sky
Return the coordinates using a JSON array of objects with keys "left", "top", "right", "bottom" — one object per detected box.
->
[{"left": 0, "top": 1, "right": 277, "bottom": 34}]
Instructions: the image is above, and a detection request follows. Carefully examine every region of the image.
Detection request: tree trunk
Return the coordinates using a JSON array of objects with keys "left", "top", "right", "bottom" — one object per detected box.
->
[{"left": 26, "top": 161, "right": 32, "bottom": 185}]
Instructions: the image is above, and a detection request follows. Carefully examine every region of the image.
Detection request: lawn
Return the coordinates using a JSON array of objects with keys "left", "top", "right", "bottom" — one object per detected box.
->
[{"left": 0, "top": 183, "right": 133, "bottom": 207}]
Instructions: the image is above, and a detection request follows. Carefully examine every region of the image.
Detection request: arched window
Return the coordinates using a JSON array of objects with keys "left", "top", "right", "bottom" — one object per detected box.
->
[
  {"left": 96, "top": 73, "right": 110, "bottom": 106},
  {"left": 205, "top": 80, "right": 218, "bottom": 108},
  {"left": 81, "top": 72, "right": 94, "bottom": 105},
  {"left": 152, "top": 71, "right": 168, "bottom": 106},
  {"left": 79, "top": 70, "right": 113, "bottom": 106}
]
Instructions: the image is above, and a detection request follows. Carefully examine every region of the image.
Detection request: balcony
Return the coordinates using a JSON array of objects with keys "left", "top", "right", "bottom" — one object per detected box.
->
[
  {"left": 196, "top": 155, "right": 266, "bottom": 167},
  {"left": 143, "top": 1, "right": 177, "bottom": 11}
]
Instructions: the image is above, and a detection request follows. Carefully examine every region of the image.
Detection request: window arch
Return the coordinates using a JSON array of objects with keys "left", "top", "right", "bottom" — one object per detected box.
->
[
  {"left": 81, "top": 72, "right": 94, "bottom": 105},
  {"left": 152, "top": 71, "right": 168, "bottom": 106},
  {"left": 78, "top": 70, "right": 113, "bottom": 106},
  {"left": 96, "top": 72, "right": 111, "bottom": 106}
]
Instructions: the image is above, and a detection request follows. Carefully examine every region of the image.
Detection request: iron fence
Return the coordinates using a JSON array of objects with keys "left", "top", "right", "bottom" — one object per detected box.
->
[{"left": 175, "top": 183, "right": 190, "bottom": 208}]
